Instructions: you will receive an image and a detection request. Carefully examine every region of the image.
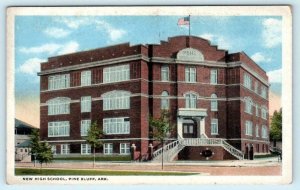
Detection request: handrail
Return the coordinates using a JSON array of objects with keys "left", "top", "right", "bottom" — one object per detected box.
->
[{"left": 152, "top": 138, "right": 244, "bottom": 161}]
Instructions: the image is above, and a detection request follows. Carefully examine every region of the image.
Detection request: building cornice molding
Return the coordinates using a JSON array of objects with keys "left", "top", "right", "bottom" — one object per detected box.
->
[{"left": 38, "top": 54, "right": 149, "bottom": 76}]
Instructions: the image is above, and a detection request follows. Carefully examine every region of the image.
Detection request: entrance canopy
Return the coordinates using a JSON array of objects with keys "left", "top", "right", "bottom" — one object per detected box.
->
[{"left": 178, "top": 108, "right": 207, "bottom": 117}]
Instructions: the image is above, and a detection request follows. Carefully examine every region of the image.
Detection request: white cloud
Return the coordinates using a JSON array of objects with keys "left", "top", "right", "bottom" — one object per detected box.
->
[
  {"left": 58, "top": 41, "right": 79, "bottom": 54},
  {"left": 44, "top": 27, "right": 71, "bottom": 38},
  {"left": 199, "top": 33, "right": 232, "bottom": 50},
  {"left": 267, "top": 69, "right": 282, "bottom": 83},
  {"left": 54, "top": 17, "right": 127, "bottom": 42},
  {"left": 54, "top": 17, "right": 91, "bottom": 29},
  {"left": 19, "top": 43, "right": 61, "bottom": 54},
  {"left": 19, "top": 41, "right": 80, "bottom": 56},
  {"left": 199, "top": 33, "right": 214, "bottom": 41},
  {"left": 251, "top": 52, "right": 272, "bottom": 63},
  {"left": 19, "top": 58, "right": 45, "bottom": 75},
  {"left": 262, "top": 18, "right": 282, "bottom": 48},
  {"left": 95, "top": 20, "right": 126, "bottom": 42},
  {"left": 215, "top": 36, "right": 231, "bottom": 50}
]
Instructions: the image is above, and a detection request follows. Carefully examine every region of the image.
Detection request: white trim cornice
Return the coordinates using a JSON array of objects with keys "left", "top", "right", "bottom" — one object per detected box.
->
[{"left": 38, "top": 54, "right": 149, "bottom": 76}]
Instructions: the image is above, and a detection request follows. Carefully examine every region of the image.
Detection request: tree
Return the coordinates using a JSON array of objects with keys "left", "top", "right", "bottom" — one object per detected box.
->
[
  {"left": 270, "top": 108, "right": 282, "bottom": 147},
  {"left": 84, "top": 121, "right": 103, "bottom": 168},
  {"left": 29, "top": 129, "right": 53, "bottom": 168},
  {"left": 36, "top": 142, "right": 53, "bottom": 168},
  {"left": 149, "top": 110, "right": 174, "bottom": 170}
]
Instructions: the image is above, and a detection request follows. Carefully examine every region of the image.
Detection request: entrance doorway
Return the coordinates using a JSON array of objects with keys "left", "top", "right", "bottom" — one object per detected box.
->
[{"left": 182, "top": 119, "right": 197, "bottom": 138}]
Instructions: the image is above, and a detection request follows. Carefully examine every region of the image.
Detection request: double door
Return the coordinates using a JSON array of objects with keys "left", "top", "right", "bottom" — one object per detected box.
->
[{"left": 182, "top": 123, "right": 197, "bottom": 138}]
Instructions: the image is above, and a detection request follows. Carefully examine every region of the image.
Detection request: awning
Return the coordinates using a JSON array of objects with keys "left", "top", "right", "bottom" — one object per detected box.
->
[{"left": 178, "top": 108, "right": 207, "bottom": 117}]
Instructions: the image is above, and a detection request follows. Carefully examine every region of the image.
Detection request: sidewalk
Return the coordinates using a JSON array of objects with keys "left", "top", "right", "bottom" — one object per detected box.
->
[{"left": 16, "top": 157, "right": 281, "bottom": 168}]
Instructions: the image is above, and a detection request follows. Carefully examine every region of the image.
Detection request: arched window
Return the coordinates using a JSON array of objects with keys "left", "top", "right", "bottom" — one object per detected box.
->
[
  {"left": 47, "top": 97, "right": 71, "bottom": 115},
  {"left": 244, "top": 97, "right": 253, "bottom": 114},
  {"left": 102, "top": 90, "right": 131, "bottom": 110},
  {"left": 211, "top": 94, "right": 218, "bottom": 111},
  {"left": 184, "top": 93, "right": 197, "bottom": 108},
  {"left": 161, "top": 91, "right": 169, "bottom": 110}
]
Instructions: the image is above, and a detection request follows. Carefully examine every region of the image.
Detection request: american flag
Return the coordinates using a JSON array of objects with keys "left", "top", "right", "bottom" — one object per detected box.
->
[{"left": 177, "top": 16, "right": 190, "bottom": 26}]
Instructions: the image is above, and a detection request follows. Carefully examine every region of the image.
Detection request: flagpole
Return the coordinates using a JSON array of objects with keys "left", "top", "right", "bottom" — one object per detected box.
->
[
  {"left": 189, "top": 15, "right": 191, "bottom": 37},
  {"left": 189, "top": 15, "right": 191, "bottom": 47}
]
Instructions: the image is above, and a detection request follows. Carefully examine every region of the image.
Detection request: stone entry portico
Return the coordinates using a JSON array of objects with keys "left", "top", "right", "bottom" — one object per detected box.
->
[{"left": 177, "top": 108, "right": 207, "bottom": 138}]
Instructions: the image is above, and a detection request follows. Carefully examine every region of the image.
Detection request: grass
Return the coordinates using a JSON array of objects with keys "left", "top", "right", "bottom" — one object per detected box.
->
[
  {"left": 53, "top": 156, "right": 131, "bottom": 162},
  {"left": 254, "top": 153, "right": 279, "bottom": 159},
  {"left": 15, "top": 168, "right": 197, "bottom": 176}
]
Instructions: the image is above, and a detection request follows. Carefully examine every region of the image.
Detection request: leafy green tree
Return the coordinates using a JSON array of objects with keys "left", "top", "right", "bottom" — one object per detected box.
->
[
  {"left": 270, "top": 108, "right": 282, "bottom": 147},
  {"left": 84, "top": 121, "right": 103, "bottom": 168},
  {"left": 149, "top": 110, "right": 174, "bottom": 170},
  {"left": 36, "top": 142, "right": 53, "bottom": 168},
  {"left": 29, "top": 129, "right": 53, "bottom": 168}
]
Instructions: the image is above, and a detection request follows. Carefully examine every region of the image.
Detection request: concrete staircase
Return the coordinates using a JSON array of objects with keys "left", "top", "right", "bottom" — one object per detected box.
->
[{"left": 152, "top": 138, "right": 244, "bottom": 162}]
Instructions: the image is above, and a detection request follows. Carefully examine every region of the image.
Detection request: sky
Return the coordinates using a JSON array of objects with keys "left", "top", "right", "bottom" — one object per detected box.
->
[{"left": 14, "top": 16, "right": 283, "bottom": 126}]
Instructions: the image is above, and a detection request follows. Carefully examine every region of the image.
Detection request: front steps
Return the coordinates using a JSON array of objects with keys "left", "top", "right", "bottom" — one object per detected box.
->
[{"left": 152, "top": 138, "right": 244, "bottom": 162}]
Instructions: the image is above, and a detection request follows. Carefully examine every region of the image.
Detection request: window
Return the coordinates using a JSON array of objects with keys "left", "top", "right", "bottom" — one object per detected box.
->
[
  {"left": 48, "top": 74, "right": 70, "bottom": 90},
  {"left": 61, "top": 144, "right": 70, "bottom": 155},
  {"left": 256, "top": 125, "right": 259, "bottom": 137},
  {"left": 256, "top": 104, "right": 259, "bottom": 117},
  {"left": 103, "top": 117, "right": 130, "bottom": 135},
  {"left": 120, "top": 143, "right": 130, "bottom": 155},
  {"left": 51, "top": 145, "right": 56, "bottom": 155},
  {"left": 262, "top": 125, "right": 268, "bottom": 138},
  {"left": 185, "top": 67, "right": 196, "bottom": 82},
  {"left": 211, "top": 119, "right": 218, "bottom": 135},
  {"left": 211, "top": 94, "right": 218, "bottom": 111},
  {"left": 103, "top": 91, "right": 130, "bottom": 110},
  {"left": 48, "top": 121, "right": 70, "bottom": 137},
  {"left": 81, "top": 144, "right": 91, "bottom": 155},
  {"left": 254, "top": 81, "right": 258, "bottom": 93},
  {"left": 243, "top": 73, "right": 252, "bottom": 89},
  {"left": 210, "top": 69, "right": 218, "bottom": 84},
  {"left": 81, "top": 120, "right": 91, "bottom": 136},
  {"left": 245, "top": 97, "right": 253, "bottom": 114},
  {"left": 161, "top": 65, "right": 169, "bottom": 81},
  {"left": 81, "top": 70, "right": 91, "bottom": 86},
  {"left": 261, "top": 106, "right": 268, "bottom": 120},
  {"left": 47, "top": 97, "right": 70, "bottom": 115},
  {"left": 245, "top": 120, "right": 253, "bottom": 136},
  {"left": 161, "top": 91, "right": 169, "bottom": 110},
  {"left": 103, "top": 64, "right": 130, "bottom": 83},
  {"left": 185, "top": 93, "right": 197, "bottom": 108},
  {"left": 81, "top": 96, "right": 91, "bottom": 113},
  {"left": 104, "top": 143, "right": 113, "bottom": 155},
  {"left": 261, "top": 86, "right": 267, "bottom": 99}
]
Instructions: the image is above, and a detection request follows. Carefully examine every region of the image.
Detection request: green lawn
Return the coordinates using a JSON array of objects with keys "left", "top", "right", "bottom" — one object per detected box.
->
[
  {"left": 15, "top": 168, "right": 197, "bottom": 176},
  {"left": 254, "top": 153, "right": 279, "bottom": 159}
]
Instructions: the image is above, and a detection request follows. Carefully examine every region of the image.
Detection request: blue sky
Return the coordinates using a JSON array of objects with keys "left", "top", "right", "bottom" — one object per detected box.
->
[{"left": 15, "top": 15, "right": 282, "bottom": 97}]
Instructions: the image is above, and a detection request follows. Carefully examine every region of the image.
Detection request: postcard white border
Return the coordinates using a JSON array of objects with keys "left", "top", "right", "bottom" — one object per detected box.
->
[{"left": 6, "top": 6, "right": 292, "bottom": 185}]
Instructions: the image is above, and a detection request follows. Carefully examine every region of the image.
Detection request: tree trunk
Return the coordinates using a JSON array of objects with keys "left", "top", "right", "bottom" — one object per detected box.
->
[
  {"left": 161, "top": 140, "right": 164, "bottom": 170},
  {"left": 273, "top": 140, "right": 277, "bottom": 147},
  {"left": 93, "top": 146, "right": 95, "bottom": 168}
]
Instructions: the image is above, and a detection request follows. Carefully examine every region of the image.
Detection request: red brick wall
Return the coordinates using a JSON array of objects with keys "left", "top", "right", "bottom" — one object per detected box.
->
[
  {"left": 151, "top": 36, "right": 226, "bottom": 61},
  {"left": 178, "top": 146, "right": 237, "bottom": 160},
  {"left": 39, "top": 35, "right": 269, "bottom": 158},
  {"left": 41, "top": 43, "right": 148, "bottom": 71}
]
